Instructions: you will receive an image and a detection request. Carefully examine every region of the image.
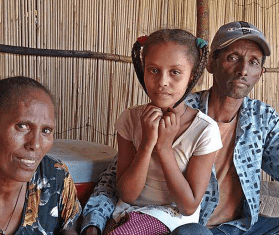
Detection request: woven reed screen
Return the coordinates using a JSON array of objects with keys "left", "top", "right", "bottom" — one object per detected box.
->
[
  {"left": 0, "top": 1, "right": 278, "bottom": 162},
  {"left": 0, "top": 0, "right": 198, "bottom": 147}
]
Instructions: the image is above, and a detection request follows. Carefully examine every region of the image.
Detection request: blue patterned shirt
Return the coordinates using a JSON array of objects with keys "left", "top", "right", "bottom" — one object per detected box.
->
[{"left": 82, "top": 89, "right": 279, "bottom": 233}]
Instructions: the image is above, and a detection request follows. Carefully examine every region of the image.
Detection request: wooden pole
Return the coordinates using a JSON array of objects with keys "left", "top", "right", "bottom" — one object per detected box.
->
[
  {"left": 0, "top": 44, "right": 132, "bottom": 63},
  {"left": 196, "top": 0, "right": 209, "bottom": 41}
]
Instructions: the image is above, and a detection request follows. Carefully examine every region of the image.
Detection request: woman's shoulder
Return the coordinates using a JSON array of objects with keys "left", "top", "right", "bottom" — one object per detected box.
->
[
  {"left": 32, "top": 156, "right": 70, "bottom": 183},
  {"left": 41, "top": 155, "right": 69, "bottom": 171},
  {"left": 22, "top": 156, "right": 78, "bottom": 234}
]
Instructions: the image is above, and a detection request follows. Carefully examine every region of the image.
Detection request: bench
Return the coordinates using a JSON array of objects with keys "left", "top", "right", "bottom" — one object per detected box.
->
[{"left": 47, "top": 139, "right": 117, "bottom": 207}]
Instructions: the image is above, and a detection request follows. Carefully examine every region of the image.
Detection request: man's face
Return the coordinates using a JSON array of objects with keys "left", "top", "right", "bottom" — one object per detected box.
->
[{"left": 209, "top": 39, "right": 264, "bottom": 99}]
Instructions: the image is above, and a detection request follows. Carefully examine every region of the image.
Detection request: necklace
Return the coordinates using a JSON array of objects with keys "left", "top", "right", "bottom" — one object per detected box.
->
[
  {"left": 0, "top": 183, "right": 23, "bottom": 235},
  {"left": 180, "top": 105, "right": 188, "bottom": 118}
]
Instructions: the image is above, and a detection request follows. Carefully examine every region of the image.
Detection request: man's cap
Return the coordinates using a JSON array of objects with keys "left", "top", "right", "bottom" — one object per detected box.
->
[{"left": 210, "top": 21, "right": 271, "bottom": 56}]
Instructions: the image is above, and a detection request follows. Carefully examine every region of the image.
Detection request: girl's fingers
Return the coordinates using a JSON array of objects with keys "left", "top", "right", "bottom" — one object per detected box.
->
[
  {"left": 154, "top": 115, "right": 163, "bottom": 126},
  {"left": 142, "top": 105, "right": 163, "bottom": 121},
  {"left": 151, "top": 110, "right": 163, "bottom": 121},
  {"left": 159, "top": 118, "right": 165, "bottom": 129},
  {"left": 163, "top": 115, "right": 172, "bottom": 128},
  {"left": 164, "top": 111, "right": 177, "bottom": 126},
  {"left": 142, "top": 103, "right": 161, "bottom": 116}
]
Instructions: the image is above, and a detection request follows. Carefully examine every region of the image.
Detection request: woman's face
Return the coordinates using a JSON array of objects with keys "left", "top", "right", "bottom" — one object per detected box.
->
[
  {"left": 0, "top": 89, "right": 55, "bottom": 183},
  {"left": 144, "top": 42, "right": 194, "bottom": 110}
]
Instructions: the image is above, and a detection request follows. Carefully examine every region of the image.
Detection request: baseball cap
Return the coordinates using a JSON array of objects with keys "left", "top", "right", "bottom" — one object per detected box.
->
[{"left": 210, "top": 21, "right": 271, "bottom": 56}]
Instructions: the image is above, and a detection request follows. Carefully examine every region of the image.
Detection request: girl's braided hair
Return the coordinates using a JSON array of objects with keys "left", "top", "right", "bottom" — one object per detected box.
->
[{"left": 132, "top": 29, "right": 209, "bottom": 108}]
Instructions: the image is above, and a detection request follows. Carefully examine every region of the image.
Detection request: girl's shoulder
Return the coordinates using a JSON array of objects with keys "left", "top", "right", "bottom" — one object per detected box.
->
[
  {"left": 116, "top": 104, "right": 147, "bottom": 128},
  {"left": 195, "top": 109, "right": 218, "bottom": 127},
  {"left": 127, "top": 104, "right": 147, "bottom": 112},
  {"left": 122, "top": 104, "right": 147, "bottom": 118},
  {"left": 115, "top": 105, "right": 146, "bottom": 142},
  {"left": 182, "top": 106, "right": 219, "bottom": 132},
  {"left": 185, "top": 106, "right": 217, "bottom": 127}
]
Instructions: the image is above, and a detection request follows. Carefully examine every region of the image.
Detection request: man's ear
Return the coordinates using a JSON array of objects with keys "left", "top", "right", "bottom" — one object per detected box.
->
[
  {"left": 206, "top": 54, "right": 214, "bottom": 74},
  {"left": 257, "top": 67, "right": 265, "bottom": 82},
  {"left": 260, "top": 67, "right": 266, "bottom": 76}
]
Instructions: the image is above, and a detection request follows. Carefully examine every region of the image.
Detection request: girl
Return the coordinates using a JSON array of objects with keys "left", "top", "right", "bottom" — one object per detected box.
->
[{"left": 105, "top": 29, "right": 222, "bottom": 235}]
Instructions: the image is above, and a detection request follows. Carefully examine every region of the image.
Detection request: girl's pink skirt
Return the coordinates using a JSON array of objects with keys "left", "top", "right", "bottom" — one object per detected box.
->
[{"left": 103, "top": 211, "right": 170, "bottom": 235}]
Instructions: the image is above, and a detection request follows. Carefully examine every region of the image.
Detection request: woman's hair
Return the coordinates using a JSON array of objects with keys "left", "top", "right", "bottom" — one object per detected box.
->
[
  {"left": 132, "top": 29, "right": 209, "bottom": 108},
  {"left": 0, "top": 76, "right": 55, "bottom": 111}
]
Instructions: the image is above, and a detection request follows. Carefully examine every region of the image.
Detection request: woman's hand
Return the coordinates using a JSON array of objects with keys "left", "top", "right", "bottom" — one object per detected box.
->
[
  {"left": 156, "top": 107, "right": 180, "bottom": 151},
  {"left": 140, "top": 104, "right": 163, "bottom": 149}
]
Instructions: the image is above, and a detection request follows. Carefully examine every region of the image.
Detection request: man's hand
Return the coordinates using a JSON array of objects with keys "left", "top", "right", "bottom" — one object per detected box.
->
[
  {"left": 59, "top": 228, "right": 78, "bottom": 235},
  {"left": 81, "top": 226, "right": 100, "bottom": 235}
]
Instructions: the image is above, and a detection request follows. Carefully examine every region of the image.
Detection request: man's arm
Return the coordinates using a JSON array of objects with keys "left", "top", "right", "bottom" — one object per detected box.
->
[
  {"left": 261, "top": 108, "right": 279, "bottom": 181},
  {"left": 81, "top": 156, "right": 118, "bottom": 234}
]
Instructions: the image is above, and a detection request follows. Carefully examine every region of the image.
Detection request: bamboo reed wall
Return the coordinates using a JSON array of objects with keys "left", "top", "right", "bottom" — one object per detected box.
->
[
  {"left": 0, "top": 0, "right": 198, "bottom": 147},
  {"left": 0, "top": 0, "right": 278, "bottom": 180}
]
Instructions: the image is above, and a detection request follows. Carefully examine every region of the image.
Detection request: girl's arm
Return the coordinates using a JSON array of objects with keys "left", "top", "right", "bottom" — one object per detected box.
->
[
  {"left": 156, "top": 149, "right": 215, "bottom": 215},
  {"left": 116, "top": 134, "right": 152, "bottom": 203},
  {"left": 117, "top": 104, "right": 163, "bottom": 203},
  {"left": 155, "top": 110, "right": 216, "bottom": 215}
]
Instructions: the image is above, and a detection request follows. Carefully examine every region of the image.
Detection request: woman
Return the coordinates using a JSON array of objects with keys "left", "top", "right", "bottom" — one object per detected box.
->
[{"left": 0, "top": 76, "right": 81, "bottom": 235}]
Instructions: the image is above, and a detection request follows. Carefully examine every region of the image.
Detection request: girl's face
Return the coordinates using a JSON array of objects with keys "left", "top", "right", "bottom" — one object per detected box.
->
[{"left": 144, "top": 42, "right": 194, "bottom": 110}]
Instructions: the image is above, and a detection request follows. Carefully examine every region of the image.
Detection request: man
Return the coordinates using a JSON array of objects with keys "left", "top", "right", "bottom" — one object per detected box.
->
[{"left": 81, "top": 21, "right": 279, "bottom": 235}]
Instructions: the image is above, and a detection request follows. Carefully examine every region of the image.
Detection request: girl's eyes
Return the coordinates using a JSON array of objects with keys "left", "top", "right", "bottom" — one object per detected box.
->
[
  {"left": 150, "top": 68, "right": 158, "bottom": 74},
  {"left": 147, "top": 68, "right": 181, "bottom": 75},
  {"left": 171, "top": 70, "right": 181, "bottom": 75}
]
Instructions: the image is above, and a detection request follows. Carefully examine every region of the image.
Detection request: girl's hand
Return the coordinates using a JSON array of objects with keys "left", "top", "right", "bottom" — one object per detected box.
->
[
  {"left": 156, "top": 107, "right": 180, "bottom": 151},
  {"left": 140, "top": 104, "right": 163, "bottom": 148}
]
